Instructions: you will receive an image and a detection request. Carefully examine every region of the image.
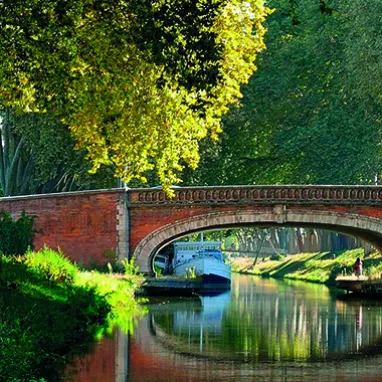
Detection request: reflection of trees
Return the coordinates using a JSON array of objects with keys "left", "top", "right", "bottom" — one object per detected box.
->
[
  {"left": 153, "top": 276, "right": 382, "bottom": 363},
  {"left": 222, "top": 278, "right": 330, "bottom": 361}
]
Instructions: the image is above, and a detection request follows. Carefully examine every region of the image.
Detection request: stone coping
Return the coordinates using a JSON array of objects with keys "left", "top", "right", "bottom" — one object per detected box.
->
[
  {"left": 1, "top": 185, "right": 382, "bottom": 205},
  {"left": 130, "top": 184, "right": 382, "bottom": 191},
  {"left": 0, "top": 188, "right": 125, "bottom": 203},
  {"left": 128, "top": 185, "right": 382, "bottom": 206}
]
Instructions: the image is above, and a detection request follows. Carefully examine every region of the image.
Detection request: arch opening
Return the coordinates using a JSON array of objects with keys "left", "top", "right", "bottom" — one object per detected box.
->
[{"left": 134, "top": 210, "right": 382, "bottom": 274}]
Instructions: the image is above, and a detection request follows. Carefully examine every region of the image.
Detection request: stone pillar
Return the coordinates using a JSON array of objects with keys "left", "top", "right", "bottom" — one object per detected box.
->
[{"left": 116, "top": 191, "right": 129, "bottom": 262}]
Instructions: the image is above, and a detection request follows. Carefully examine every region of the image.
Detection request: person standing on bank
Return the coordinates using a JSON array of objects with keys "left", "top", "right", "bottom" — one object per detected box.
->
[{"left": 353, "top": 257, "right": 363, "bottom": 277}]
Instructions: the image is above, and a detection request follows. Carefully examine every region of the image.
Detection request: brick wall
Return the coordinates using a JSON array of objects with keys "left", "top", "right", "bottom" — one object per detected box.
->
[{"left": 0, "top": 190, "right": 125, "bottom": 265}]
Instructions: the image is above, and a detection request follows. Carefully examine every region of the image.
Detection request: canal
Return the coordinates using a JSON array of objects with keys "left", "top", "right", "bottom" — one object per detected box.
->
[{"left": 65, "top": 274, "right": 382, "bottom": 381}]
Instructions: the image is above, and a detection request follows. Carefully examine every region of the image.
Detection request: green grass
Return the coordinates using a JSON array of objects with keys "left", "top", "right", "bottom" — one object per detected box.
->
[
  {"left": 24, "top": 246, "right": 79, "bottom": 283},
  {"left": 230, "top": 248, "right": 382, "bottom": 285},
  {"left": 0, "top": 249, "right": 145, "bottom": 381}
]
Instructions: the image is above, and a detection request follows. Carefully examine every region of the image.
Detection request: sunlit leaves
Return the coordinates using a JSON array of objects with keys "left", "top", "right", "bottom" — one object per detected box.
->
[{"left": 0, "top": 0, "right": 271, "bottom": 193}]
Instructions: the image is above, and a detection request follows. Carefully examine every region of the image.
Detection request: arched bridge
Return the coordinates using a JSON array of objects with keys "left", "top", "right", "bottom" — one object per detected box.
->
[{"left": 1, "top": 185, "right": 382, "bottom": 273}]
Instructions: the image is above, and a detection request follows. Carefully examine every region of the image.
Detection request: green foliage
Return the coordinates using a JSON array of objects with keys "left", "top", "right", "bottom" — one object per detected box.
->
[
  {"left": 121, "top": 257, "right": 140, "bottom": 277},
  {"left": 0, "top": 109, "right": 116, "bottom": 196},
  {"left": 0, "top": 259, "right": 109, "bottom": 380},
  {"left": 269, "top": 253, "right": 285, "bottom": 261},
  {"left": 0, "top": 211, "right": 36, "bottom": 256},
  {"left": 359, "top": 252, "right": 382, "bottom": 278},
  {"left": 0, "top": 109, "right": 35, "bottom": 196},
  {"left": 0, "top": 312, "right": 42, "bottom": 382},
  {"left": 75, "top": 268, "right": 145, "bottom": 328},
  {"left": 107, "top": 262, "right": 113, "bottom": 274},
  {"left": 183, "top": 0, "right": 382, "bottom": 186},
  {"left": 0, "top": 254, "right": 28, "bottom": 286},
  {"left": 185, "top": 266, "right": 198, "bottom": 279},
  {"left": 365, "top": 264, "right": 382, "bottom": 279},
  {"left": 9, "top": 110, "right": 116, "bottom": 193},
  {"left": 24, "top": 247, "right": 78, "bottom": 283},
  {"left": 0, "top": 0, "right": 270, "bottom": 192},
  {"left": 154, "top": 264, "right": 163, "bottom": 277},
  {"left": 104, "top": 249, "right": 117, "bottom": 262},
  {"left": 121, "top": 258, "right": 145, "bottom": 291},
  {"left": 0, "top": 248, "right": 144, "bottom": 380}
]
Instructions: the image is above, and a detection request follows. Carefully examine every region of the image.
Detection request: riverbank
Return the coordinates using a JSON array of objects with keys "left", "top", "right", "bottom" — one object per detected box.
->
[
  {"left": 0, "top": 247, "right": 145, "bottom": 381},
  {"left": 229, "top": 248, "right": 382, "bottom": 285}
]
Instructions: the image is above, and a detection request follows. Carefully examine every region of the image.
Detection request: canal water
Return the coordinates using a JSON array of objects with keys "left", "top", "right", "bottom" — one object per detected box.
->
[{"left": 64, "top": 275, "right": 382, "bottom": 381}]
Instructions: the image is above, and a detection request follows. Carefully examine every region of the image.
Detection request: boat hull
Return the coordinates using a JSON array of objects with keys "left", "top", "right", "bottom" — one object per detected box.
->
[{"left": 174, "top": 257, "right": 231, "bottom": 290}]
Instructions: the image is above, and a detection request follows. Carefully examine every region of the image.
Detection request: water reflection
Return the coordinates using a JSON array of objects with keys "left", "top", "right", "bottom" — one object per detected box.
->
[
  {"left": 151, "top": 276, "right": 382, "bottom": 362},
  {"left": 65, "top": 275, "right": 382, "bottom": 381},
  {"left": 65, "top": 328, "right": 129, "bottom": 382}
]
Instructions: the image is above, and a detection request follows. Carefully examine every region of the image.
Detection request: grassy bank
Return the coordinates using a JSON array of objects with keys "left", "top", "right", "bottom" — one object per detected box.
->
[
  {"left": 0, "top": 247, "right": 145, "bottom": 382},
  {"left": 230, "top": 248, "right": 382, "bottom": 285}
]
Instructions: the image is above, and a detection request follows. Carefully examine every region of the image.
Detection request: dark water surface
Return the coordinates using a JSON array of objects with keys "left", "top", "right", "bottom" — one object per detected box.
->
[{"left": 64, "top": 275, "right": 382, "bottom": 381}]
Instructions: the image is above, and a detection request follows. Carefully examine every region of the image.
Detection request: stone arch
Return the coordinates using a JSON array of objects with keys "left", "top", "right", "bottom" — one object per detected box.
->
[{"left": 133, "top": 208, "right": 382, "bottom": 274}]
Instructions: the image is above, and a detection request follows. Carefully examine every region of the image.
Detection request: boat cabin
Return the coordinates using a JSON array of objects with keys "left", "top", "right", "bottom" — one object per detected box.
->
[{"left": 173, "top": 241, "right": 223, "bottom": 267}]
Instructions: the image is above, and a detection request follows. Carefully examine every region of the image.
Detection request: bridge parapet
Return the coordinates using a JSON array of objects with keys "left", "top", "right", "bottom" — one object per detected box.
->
[{"left": 129, "top": 185, "right": 382, "bottom": 206}]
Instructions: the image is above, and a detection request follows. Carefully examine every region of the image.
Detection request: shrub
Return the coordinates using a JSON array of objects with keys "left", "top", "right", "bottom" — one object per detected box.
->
[
  {"left": 0, "top": 211, "right": 36, "bottom": 256},
  {"left": 269, "top": 253, "right": 285, "bottom": 261},
  {"left": 185, "top": 266, "right": 197, "bottom": 279},
  {"left": 24, "top": 247, "right": 78, "bottom": 283},
  {"left": 154, "top": 264, "right": 163, "bottom": 277},
  {"left": 0, "top": 254, "right": 31, "bottom": 287},
  {"left": 364, "top": 262, "right": 382, "bottom": 279},
  {"left": 121, "top": 258, "right": 139, "bottom": 277},
  {"left": 0, "top": 315, "right": 43, "bottom": 381},
  {"left": 120, "top": 258, "right": 144, "bottom": 289},
  {"left": 0, "top": 248, "right": 144, "bottom": 381}
]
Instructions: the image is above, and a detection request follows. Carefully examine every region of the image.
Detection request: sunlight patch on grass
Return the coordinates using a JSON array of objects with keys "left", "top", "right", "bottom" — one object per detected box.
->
[{"left": 230, "top": 248, "right": 382, "bottom": 284}]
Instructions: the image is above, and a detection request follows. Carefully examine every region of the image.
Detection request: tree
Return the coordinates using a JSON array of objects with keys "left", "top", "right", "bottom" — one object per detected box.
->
[
  {"left": 0, "top": 0, "right": 271, "bottom": 193},
  {"left": 0, "top": 109, "right": 34, "bottom": 196},
  {"left": 183, "top": 0, "right": 382, "bottom": 186},
  {"left": 0, "top": 109, "right": 115, "bottom": 196}
]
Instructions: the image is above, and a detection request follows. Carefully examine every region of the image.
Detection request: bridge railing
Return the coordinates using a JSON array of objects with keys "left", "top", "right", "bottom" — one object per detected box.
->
[{"left": 128, "top": 185, "right": 382, "bottom": 206}]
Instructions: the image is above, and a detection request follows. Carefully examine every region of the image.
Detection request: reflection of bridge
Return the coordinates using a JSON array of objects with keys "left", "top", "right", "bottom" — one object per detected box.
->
[{"left": 1, "top": 185, "right": 382, "bottom": 272}]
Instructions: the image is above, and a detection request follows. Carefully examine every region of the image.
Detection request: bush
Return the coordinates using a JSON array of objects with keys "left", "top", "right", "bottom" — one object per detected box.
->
[
  {"left": 154, "top": 264, "right": 163, "bottom": 277},
  {"left": 0, "top": 254, "right": 31, "bottom": 287},
  {"left": 185, "top": 266, "right": 197, "bottom": 279},
  {"left": 0, "top": 211, "right": 36, "bottom": 256},
  {"left": 269, "top": 253, "right": 285, "bottom": 261},
  {"left": 0, "top": 249, "right": 144, "bottom": 381},
  {"left": 0, "top": 278, "right": 109, "bottom": 381},
  {"left": 24, "top": 247, "right": 78, "bottom": 283},
  {"left": 121, "top": 258, "right": 139, "bottom": 277},
  {"left": 121, "top": 258, "right": 144, "bottom": 289},
  {"left": 0, "top": 315, "right": 43, "bottom": 381}
]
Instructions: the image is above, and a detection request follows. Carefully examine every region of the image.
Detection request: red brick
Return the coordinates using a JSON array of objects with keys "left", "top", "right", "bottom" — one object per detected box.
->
[{"left": 0, "top": 191, "right": 122, "bottom": 266}]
